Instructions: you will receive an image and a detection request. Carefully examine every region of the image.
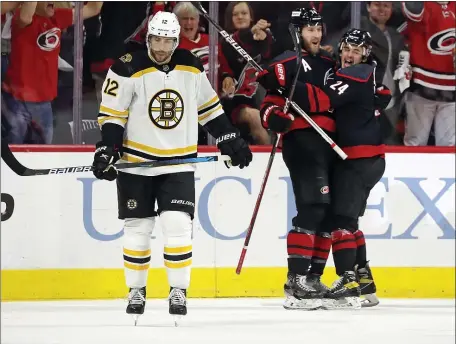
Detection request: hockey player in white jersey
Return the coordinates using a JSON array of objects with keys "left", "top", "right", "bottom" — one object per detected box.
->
[{"left": 91, "top": 11, "right": 252, "bottom": 325}]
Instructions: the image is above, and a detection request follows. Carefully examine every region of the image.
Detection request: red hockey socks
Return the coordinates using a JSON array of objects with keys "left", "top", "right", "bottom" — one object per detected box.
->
[
  {"left": 309, "top": 232, "right": 331, "bottom": 276},
  {"left": 354, "top": 229, "right": 367, "bottom": 268},
  {"left": 287, "top": 227, "right": 316, "bottom": 275},
  {"left": 331, "top": 229, "right": 357, "bottom": 276}
]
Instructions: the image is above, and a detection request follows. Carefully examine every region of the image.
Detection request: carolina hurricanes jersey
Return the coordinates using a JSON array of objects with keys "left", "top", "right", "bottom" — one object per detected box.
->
[
  {"left": 97, "top": 49, "right": 224, "bottom": 176},
  {"left": 178, "top": 33, "right": 210, "bottom": 73},
  {"left": 402, "top": 2, "right": 456, "bottom": 91}
]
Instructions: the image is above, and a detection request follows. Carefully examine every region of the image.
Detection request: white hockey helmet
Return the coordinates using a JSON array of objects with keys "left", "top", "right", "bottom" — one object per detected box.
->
[{"left": 146, "top": 11, "right": 181, "bottom": 52}]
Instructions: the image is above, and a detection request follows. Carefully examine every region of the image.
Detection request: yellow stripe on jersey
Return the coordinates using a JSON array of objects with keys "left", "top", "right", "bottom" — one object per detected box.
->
[
  {"left": 198, "top": 104, "right": 223, "bottom": 122},
  {"left": 175, "top": 65, "right": 201, "bottom": 74},
  {"left": 131, "top": 67, "right": 159, "bottom": 78},
  {"left": 97, "top": 115, "right": 128, "bottom": 126},
  {"left": 198, "top": 95, "right": 218, "bottom": 111},
  {"left": 123, "top": 140, "right": 197, "bottom": 157},
  {"left": 99, "top": 105, "right": 129, "bottom": 117}
]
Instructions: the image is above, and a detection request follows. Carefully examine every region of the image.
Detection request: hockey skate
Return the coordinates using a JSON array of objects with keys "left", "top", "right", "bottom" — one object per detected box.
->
[
  {"left": 355, "top": 262, "right": 380, "bottom": 307},
  {"left": 284, "top": 272, "right": 296, "bottom": 298},
  {"left": 126, "top": 287, "right": 146, "bottom": 326},
  {"left": 169, "top": 287, "right": 187, "bottom": 326},
  {"left": 322, "top": 271, "right": 361, "bottom": 310},
  {"left": 306, "top": 273, "right": 330, "bottom": 295},
  {"left": 283, "top": 275, "right": 323, "bottom": 310}
]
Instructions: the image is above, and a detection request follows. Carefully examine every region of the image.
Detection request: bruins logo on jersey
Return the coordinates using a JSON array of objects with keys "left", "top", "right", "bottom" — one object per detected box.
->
[
  {"left": 120, "top": 53, "right": 132, "bottom": 63},
  {"left": 148, "top": 89, "right": 184, "bottom": 129}
]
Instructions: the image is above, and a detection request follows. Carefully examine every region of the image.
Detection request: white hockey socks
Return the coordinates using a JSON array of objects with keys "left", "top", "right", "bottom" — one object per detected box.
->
[
  {"left": 160, "top": 211, "right": 193, "bottom": 290},
  {"left": 123, "top": 217, "right": 155, "bottom": 288}
]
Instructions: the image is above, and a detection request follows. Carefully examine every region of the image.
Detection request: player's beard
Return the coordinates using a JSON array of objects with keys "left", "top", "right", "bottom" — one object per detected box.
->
[
  {"left": 302, "top": 39, "right": 321, "bottom": 55},
  {"left": 150, "top": 49, "right": 173, "bottom": 65}
]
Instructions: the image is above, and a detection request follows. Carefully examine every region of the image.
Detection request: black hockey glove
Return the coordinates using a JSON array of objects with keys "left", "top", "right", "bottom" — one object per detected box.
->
[
  {"left": 92, "top": 141, "right": 122, "bottom": 181},
  {"left": 256, "top": 63, "right": 287, "bottom": 91},
  {"left": 261, "top": 104, "right": 294, "bottom": 133},
  {"left": 216, "top": 132, "right": 253, "bottom": 169}
]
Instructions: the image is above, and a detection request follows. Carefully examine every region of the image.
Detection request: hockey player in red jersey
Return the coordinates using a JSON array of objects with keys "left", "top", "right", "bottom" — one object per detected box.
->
[
  {"left": 257, "top": 8, "right": 336, "bottom": 310},
  {"left": 401, "top": 1, "right": 455, "bottom": 146},
  {"left": 261, "top": 28, "right": 391, "bottom": 309}
]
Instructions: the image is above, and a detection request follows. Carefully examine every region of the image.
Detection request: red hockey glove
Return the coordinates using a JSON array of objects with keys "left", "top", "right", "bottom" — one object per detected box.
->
[
  {"left": 257, "top": 63, "right": 287, "bottom": 91},
  {"left": 261, "top": 104, "right": 294, "bottom": 133}
]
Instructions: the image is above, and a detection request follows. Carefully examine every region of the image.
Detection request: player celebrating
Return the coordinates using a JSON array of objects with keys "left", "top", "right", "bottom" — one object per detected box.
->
[
  {"left": 263, "top": 28, "right": 390, "bottom": 309},
  {"left": 257, "top": 8, "right": 336, "bottom": 310},
  {"left": 91, "top": 11, "right": 252, "bottom": 325}
]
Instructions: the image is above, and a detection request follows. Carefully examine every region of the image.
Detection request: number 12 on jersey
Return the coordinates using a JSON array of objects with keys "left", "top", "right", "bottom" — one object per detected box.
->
[{"left": 103, "top": 78, "right": 119, "bottom": 97}]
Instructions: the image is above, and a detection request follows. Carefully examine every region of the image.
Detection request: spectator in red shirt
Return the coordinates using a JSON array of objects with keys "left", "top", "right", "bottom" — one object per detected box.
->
[{"left": 2, "top": 1, "right": 102, "bottom": 144}]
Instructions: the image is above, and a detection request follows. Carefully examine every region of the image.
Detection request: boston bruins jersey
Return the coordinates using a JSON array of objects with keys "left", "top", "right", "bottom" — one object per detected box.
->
[{"left": 97, "top": 49, "right": 224, "bottom": 176}]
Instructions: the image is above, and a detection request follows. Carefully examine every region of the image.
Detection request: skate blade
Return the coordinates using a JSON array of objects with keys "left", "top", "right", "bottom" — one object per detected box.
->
[
  {"left": 173, "top": 315, "right": 183, "bottom": 327},
  {"left": 283, "top": 296, "right": 322, "bottom": 310},
  {"left": 322, "top": 297, "right": 362, "bottom": 310},
  {"left": 131, "top": 314, "right": 141, "bottom": 326},
  {"left": 361, "top": 293, "right": 380, "bottom": 308}
]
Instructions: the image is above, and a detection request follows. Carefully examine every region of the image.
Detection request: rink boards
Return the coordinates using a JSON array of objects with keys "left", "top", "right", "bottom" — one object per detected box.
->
[{"left": 1, "top": 147, "right": 455, "bottom": 300}]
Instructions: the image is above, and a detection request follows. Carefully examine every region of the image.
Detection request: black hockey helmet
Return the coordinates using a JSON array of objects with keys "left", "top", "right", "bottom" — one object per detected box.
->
[
  {"left": 290, "top": 8, "right": 323, "bottom": 28},
  {"left": 338, "top": 28, "right": 373, "bottom": 62}
]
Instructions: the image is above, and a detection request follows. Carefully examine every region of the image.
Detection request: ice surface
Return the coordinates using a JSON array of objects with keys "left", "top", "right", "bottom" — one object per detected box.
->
[{"left": 1, "top": 298, "right": 455, "bottom": 344}]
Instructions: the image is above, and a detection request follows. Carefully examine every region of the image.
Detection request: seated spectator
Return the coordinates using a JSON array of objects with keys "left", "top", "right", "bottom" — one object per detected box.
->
[
  {"left": 2, "top": 1, "right": 102, "bottom": 144},
  {"left": 401, "top": 2, "right": 455, "bottom": 146},
  {"left": 220, "top": 1, "right": 273, "bottom": 145}
]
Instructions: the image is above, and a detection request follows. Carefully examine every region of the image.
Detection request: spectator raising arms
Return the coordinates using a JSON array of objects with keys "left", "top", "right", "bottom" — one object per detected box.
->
[
  {"left": 220, "top": 1, "right": 273, "bottom": 145},
  {"left": 2, "top": 1, "right": 103, "bottom": 144},
  {"left": 401, "top": 1, "right": 455, "bottom": 146}
]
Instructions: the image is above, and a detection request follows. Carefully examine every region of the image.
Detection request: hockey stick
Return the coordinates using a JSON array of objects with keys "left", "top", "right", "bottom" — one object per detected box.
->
[
  {"left": 1, "top": 140, "right": 230, "bottom": 177},
  {"left": 191, "top": 1, "right": 347, "bottom": 160},
  {"left": 235, "top": 24, "right": 303, "bottom": 275}
]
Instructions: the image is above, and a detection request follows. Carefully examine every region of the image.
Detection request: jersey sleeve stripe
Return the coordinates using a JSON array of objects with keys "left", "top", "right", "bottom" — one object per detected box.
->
[
  {"left": 99, "top": 105, "right": 129, "bottom": 117},
  {"left": 175, "top": 65, "right": 201, "bottom": 74},
  {"left": 402, "top": 2, "right": 424, "bottom": 22},
  {"left": 198, "top": 104, "right": 223, "bottom": 122},
  {"left": 97, "top": 115, "right": 128, "bottom": 127},
  {"left": 198, "top": 100, "right": 221, "bottom": 116},
  {"left": 198, "top": 95, "right": 218, "bottom": 111}
]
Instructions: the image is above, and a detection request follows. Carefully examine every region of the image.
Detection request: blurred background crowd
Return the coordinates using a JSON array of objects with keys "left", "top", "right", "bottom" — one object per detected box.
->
[{"left": 1, "top": 1, "right": 455, "bottom": 146}]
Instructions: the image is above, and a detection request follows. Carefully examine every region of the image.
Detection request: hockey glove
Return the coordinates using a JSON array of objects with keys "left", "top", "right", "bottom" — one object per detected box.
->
[
  {"left": 261, "top": 104, "right": 294, "bottom": 133},
  {"left": 256, "top": 63, "right": 287, "bottom": 91},
  {"left": 374, "top": 85, "right": 392, "bottom": 110},
  {"left": 92, "top": 141, "right": 122, "bottom": 181},
  {"left": 216, "top": 132, "right": 253, "bottom": 169}
]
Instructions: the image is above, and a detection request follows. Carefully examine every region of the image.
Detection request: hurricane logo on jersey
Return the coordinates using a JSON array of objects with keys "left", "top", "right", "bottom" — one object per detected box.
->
[
  {"left": 148, "top": 90, "right": 184, "bottom": 129},
  {"left": 428, "top": 28, "right": 456, "bottom": 55},
  {"left": 37, "top": 27, "right": 61, "bottom": 51}
]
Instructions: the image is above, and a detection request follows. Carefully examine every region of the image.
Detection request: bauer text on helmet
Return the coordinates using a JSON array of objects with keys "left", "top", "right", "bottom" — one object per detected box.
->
[{"left": 147, "top": 11, "right": 181, "bottom": 64}]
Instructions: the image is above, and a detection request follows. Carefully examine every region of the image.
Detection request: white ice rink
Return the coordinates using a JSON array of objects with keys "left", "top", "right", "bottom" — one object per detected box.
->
[{"left": 1, "top": 298, "right": 455, "bottom": 344}]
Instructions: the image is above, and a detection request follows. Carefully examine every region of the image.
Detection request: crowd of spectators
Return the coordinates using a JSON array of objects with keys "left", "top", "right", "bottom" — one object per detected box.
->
[{"left": 1, "top": 1, "right": 455, "bottom": 146}]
